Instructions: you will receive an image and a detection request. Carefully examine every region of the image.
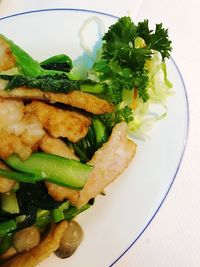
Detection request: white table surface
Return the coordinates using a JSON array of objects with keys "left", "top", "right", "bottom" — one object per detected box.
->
[{"left": 0, "top": 1, "right": 199, "bottom": 266}]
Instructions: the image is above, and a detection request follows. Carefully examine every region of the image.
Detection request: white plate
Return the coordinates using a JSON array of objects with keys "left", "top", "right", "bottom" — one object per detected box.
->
[{"left": 0, "top": 9, "right": 189, "bottom": 267}]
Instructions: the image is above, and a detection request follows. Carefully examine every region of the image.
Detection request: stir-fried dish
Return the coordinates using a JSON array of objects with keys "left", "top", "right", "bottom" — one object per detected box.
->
[{"left": 0, "top": 16, "right": 172, "bottom": 266}]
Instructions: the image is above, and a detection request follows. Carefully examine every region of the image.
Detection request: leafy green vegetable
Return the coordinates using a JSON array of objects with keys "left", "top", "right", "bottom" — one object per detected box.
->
[
  {"left": 17, "top": 182, "right": 62, "bottom": 211},
  {"left": 133, "top": 70, "right": 149, "bottom": 101},
  {"left": 52, "top": 201, "right": 69, "bottom": 223},
  {"left": 136, "top": 20, "right": 152, "bottom": 44},
  {"left": 0, "top": 74, "right": 81, "bottom": 92},
  {"left": 86, "top": 16, "right": 172, "bottom": 104},
  {"left": 80, "top": 82, "right": 105, "bottom": 94},
  {"left": 98, "top": 106, "right": 134, "bottom": 133},
  {"left": 64, "top": 204, "right": 91, "bottom": 221},
  {"left": 136, "top": 20, "right": 172, "bottom": 59},
  {"left": 91, "top": 118, "right": 108, "bottom": 149},
  {"left": 102, "top": 17, "right": 152, "bottom": 70},
  {"left": 0, "top": 219, "right": 17, "bottom": 237},
  {"left": 103, "top": 17, "right": 172, "bottom": 63},
  {"left": 66, "top": 118, "right": 108, "bottom": 163},
  {"left": 52, "top": 209, "right": 65, "bottom": 223},
  {"left": 0, "top": 73, "right": 105, "bottom": 95},
  {"left": 16, "top": 182, "right": 63, "bottom": 230},
  {"left": 83, "top": 18, "right": 171, "bottom": 105},
  {"left": 0, "top": 233, "right": 12, "bottom": 255},
  {"left": 40, "top": 54, "right": 73, "bottom": 72},
  {"left": 67, "top": 141, "right": 90, "bottom": 163},
  {"left": 88, "top": 60, "right": 148, "bottom": 104},
  {"left": 35, "top": 210, "right": 51, "bottom": 229}
]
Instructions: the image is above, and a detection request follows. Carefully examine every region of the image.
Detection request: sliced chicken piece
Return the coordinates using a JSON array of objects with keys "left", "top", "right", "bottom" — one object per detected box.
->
[
  {"left": 0, "top": 97, "right": 24, "bottom": 128},
  {"left": 45, "top": 90, "right": 114, "bottom": 114},
  {"left": 0, "top": 36, "right": 16, "bottom": 71},
  {"left": 26, "top": 101, "right": 91, "bottom": 142},
  {"left": 46, "top": 182, "right": 79, "bottom": 203},
  {"left": 46, "top": 122, "right": 137, "bottom": 208},
  {"left": 0, "top": 86, "right": 114, "bottom": 114},
  {"left": 0, "top": 98, "right": 45, "bottom": 160},
  {"left": 19, "top": 113, "right": 45, "bottom": 148},
  {"left": 0, "top": 161, "right": 16, "bottom": 193},
  {"left": 40, "top": 134, "right": 79, "bottom": 160},
  {"left": 0, "top": 130, "right": 34, "bottom": 160},
  {"left": 2, "top": 221, "right": 68, "bottom": 267},
  {"left": 0, "top": 86, "right": 44, "bottom": 99},
  {"left": 75, "top": 122, "right": 136, "bottom": 207}
]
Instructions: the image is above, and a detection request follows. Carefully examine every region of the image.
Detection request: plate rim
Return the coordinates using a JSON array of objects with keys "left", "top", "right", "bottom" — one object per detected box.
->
[{"left": 0, "top": 8, "right": 190, "bottom": 267}]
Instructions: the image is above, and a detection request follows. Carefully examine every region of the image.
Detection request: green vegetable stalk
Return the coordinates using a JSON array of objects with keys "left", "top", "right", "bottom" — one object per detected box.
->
[
  {"left": 4, "top": 152, "right": 93, "bottom": 189},
  {"left": 0, "top": 220, "right": 17, "bottom": 237},
  {"left": 0, "top": 233, "right": 13, "bottom": 255}
]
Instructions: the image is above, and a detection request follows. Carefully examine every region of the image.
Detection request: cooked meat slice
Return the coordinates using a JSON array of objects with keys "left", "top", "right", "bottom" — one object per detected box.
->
[
  {"left": 0, "top": 97, "right": 24, "bottom": 127},
  {"left": 46, "top": 122, "right": 137, "bottom": 207},
  {"left": 45, "top": 90, "right": 114, "bottom": 114},
  {"left": 19, "top": 113, "right": 45, "bottom": 147},
  {"left": 0, "top": 98, "right": 45, "bottom": 160},
  {"left": 1, "top": 221, "right": 68, "bottom": 267},
  {"left": 26, "top": 101, "right": 91, "bottom": 142},
  {"left": 0, "top": 161, "right": 16, "bottom": 193},
  {"left": 0, "top": 87, "right": 45, "bottom": 99},
  {"left": 40, "top": 134, "right": 79, "bottom": 160},
  {"left": 0, "top": 131, "right": 32, "bottom": 160},
  {"left": 46, "top": 182, "right": 79, "bottom": 202},
  {"left": 74, "top": 122, "right": 136, "bottom": 207},
  {"left": 0, "top": 36, "right": 16, "bottom": 71},
  {"left": 0, "top": 87, "right": 114, "bottom": 114}
]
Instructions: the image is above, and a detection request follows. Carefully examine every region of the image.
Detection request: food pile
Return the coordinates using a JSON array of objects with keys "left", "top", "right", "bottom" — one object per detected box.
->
[{"left": 0, "top": 16, "right": 172, "bottom": 266}]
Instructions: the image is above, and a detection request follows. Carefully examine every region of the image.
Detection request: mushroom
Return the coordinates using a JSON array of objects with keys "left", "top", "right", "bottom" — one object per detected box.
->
[
  {"left": 56, "top": 220, "right": 83, "bottom": 258},
  {"left": 12, "top": 226, "right": 40, "bottom": 252}
]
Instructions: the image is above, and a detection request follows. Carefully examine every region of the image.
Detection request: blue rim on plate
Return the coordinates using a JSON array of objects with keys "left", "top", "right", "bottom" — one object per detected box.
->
[{"left": 0, "top": 8, "right": 189, "bottom": 267}]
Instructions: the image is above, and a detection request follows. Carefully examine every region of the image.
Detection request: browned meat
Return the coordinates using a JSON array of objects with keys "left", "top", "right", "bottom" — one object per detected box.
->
[
  {"left": 26, "top": 101, "right": 91, "bottom": 142},
  {"left": 40, "top": 134, "right": 79, "bottom": 160},
  {"left": 45, "top": 90, "right": 114, "bottom": 114},
  {"left": 46, "top": 182, "right": 79, "bottom": 203},
  {"left": 0, "top": 98, "right": 45, "bottom": 160},
  {"left": 0, "top": 87, "right": 114, "bottom": 114},
  {"left": 0, "top": 86, "right": 44, "bottom": 99},
  {"left": 75, "top": 122, "right": 137, "bottom": 208}
]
